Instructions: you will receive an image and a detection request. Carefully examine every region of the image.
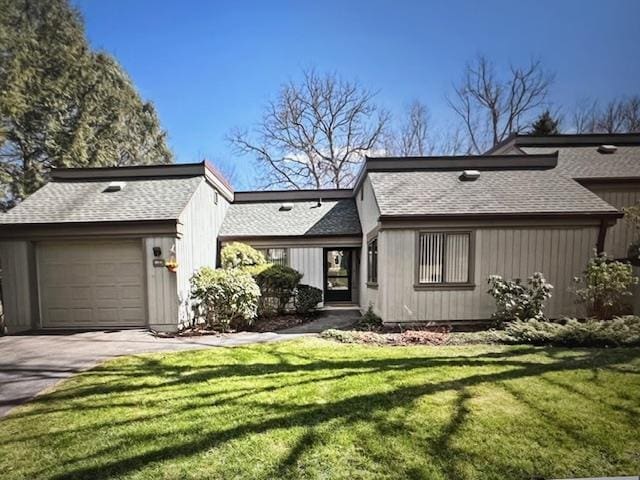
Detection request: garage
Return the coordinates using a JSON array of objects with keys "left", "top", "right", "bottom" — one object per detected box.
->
[{"left": 37, "top": 240, "right": 146, "bottom": 328}]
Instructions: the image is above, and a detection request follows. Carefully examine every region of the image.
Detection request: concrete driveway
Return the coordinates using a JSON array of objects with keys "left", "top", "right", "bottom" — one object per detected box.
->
[
  {"left": 0, "top": 329, "right": 306, "bottom": 417},
  {"left": 0, "top": 310, "right": 359, "bottom": 417}
]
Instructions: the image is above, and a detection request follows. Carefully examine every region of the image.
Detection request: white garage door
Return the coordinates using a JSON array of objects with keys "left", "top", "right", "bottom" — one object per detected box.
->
[{"left": 38, "top": 240, "right": 146, "bottom": 328}]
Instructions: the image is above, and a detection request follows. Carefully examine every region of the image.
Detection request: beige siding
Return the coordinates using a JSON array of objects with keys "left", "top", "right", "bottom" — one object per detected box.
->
[
  {"left": 381, "top": 225, "right": 599, "bottom": 323},
  {"left": 0, "top": 241, "right": 36, "bottom": 333},
  {"left": 355, "top": 176, "right": 382, "bottom": 315},
  {"left": 144, "top": 237, "right": 179, "bottom": 331},
  {"left": 289, "top": 247, "right": 324, "bottom": 307},
  {"left": 289, "top": 247, "right": 323, "bottom": 290},
  {"left": 587, "top": 184, "right": 640, "bottom": 259},
  {"left": 176, "top": 180, "right": 230, "bottom": 326}
]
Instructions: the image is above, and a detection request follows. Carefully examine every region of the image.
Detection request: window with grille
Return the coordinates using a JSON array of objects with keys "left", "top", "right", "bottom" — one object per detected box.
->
[
  {"left": 417, "top": 232, "right": 471, "bottom": 284},
  {"left": 259, "top": 248, "right": 288, "bottom": 266},
  {"left": 367, "top": 238, "right": 378, "bottom": 284}
]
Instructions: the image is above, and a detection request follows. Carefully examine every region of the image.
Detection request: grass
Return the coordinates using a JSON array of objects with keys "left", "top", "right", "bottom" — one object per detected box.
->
[{"left": 1, "top": 339, "right": 639, "bottom": 480}]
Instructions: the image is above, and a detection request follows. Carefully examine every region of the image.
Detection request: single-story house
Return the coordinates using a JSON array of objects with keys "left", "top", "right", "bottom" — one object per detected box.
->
[{"left": 1, "top": 133, "right": 639, "bottom": 333}]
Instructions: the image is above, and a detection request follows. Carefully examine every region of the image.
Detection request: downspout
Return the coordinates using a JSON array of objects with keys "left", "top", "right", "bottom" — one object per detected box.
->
[
  {"left": 596, "top": 218, "right": 609, "bottom": 255},
  {"left": 215, "top": 238, "right": 222, "bottom": 268}
]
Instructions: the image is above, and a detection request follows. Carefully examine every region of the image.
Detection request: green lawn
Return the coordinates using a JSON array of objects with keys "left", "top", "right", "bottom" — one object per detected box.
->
[{"left": 1, "top": 340, "right": 639, "bottom": 480}]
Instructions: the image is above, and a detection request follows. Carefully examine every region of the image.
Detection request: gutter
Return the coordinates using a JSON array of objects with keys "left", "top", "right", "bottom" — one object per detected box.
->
[{"left": 377, "top": 211, "right": 623, "bottom": 222}]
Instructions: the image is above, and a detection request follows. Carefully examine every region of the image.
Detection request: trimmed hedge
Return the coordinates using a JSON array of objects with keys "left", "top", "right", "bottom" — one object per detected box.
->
[
  {"left": 253, "top": 264, "right": 303, "bottom": 315},
  {"left": 294, "top": 284, "right": 323, "bottom": 315}
]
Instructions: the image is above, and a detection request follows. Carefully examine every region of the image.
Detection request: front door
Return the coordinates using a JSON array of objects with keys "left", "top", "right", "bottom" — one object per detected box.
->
[{"left": 323, "top": 249, "right": 353, "bottom": 302}]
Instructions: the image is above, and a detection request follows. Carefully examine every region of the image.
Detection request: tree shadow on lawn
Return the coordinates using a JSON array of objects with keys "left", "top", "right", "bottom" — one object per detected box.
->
[{"left": 3, "top": 345, "right": 640, "bottom": 480}]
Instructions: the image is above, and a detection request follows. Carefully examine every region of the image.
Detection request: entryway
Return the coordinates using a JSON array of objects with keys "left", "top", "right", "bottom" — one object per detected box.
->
[{"left": 323, "top": 248, "right": 358, "bottom": 303}]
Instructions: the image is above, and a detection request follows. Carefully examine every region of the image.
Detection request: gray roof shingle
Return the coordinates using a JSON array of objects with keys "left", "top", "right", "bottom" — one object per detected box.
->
[
  {"left": 368, "top": 169, "right": 618, "bottom": 217},
  {"left": 220, "top": 199, "right": 361, "bottom": 237},
  {"left": 0, "top": 176, "right": 203, "bottom": 224},
  {"left": 521, "top": 145, "right": 640, "bottom": 180}
]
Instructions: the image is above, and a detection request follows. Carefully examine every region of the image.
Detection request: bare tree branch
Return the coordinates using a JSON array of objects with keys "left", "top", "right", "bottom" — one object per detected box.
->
[
  {"left": 229, "top": 70, "right": 387, "bottom": 189},
  {"left": 571, "top": 95, "right": 640, "bottom": 134},
  {"left": 447, "top": 55, "right": 554, "bottom": 153}
]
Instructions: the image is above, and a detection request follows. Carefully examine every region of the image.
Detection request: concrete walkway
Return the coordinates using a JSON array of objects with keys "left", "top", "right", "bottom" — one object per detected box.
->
[{"left": 0, "top": 310, "right": 360, "bottom": 417}]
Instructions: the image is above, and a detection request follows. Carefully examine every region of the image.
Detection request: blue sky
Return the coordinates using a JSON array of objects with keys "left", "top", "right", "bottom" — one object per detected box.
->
[{"left": 74, "top": 0, "right": 640, "bottom": 189}]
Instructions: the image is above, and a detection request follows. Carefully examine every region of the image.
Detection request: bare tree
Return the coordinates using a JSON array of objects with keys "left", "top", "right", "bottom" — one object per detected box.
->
[
  {"left": 572, "top": 98, "right": 599, "bottom": 133},
  {"left": 572, "top": 95, "right": 640, "bottom": 133},
  {"left": 393, "top": 100, "right": 431, "bottom": 156},
  {"left": 386, "top": 103, "right": 465, "bottom": 157},
  {"left": 228, "top": 70, "right": 388, "bottom": 189},
  {"left": 447, "top": 55, "right": 554, "bottom": 153}
]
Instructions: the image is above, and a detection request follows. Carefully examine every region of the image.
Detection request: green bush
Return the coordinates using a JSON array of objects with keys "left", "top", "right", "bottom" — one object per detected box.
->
[
  {"left": 294, "top": 284, "right": 323, "bottom": 315},
  {"left": 253, "top": 264, "right": 303, "bottom": 315},
  {"left": 487, "top": 272, "right": 553, "bottom": 326},
  {"left": 221, "top": 242, "right": 266, "bottom": 269},
  {"left": 190, "top": 267, "right": 260, "bottom": 331},
  {"left": 628, "top": 240, "right": 640, "bottom": 266},
  {"left": 355, "top": 305, "right": 383, "bottom": 331},
  {"left": 504, "top": 317, "right": 640, "bottom": 347},
  {"left": 573, "top": 253, "right": 637, "bottom": 319}
]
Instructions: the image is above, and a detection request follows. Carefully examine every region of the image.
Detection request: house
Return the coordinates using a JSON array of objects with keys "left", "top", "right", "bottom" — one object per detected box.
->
[
  {"left": 1, "top": 133, "right": 639, "bottom": 333},
  {"left": 0, "top": 163, "right": 232, "bottom": 333},
  {"left": 487, "top": 133, "right": 640, "bottom": 259}
]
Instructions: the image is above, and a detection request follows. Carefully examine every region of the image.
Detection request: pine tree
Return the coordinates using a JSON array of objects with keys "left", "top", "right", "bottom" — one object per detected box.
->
[
  {"left": 0, "top": 0, "right": 172, "bottom": 210},
  {"left": 530, "top": 110, "right": 560, "bottom": 135}
]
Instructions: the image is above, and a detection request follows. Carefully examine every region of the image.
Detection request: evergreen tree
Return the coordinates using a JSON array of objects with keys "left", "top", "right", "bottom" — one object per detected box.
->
[
  {"left": 0, "top": 0, "right": 172, "bottom": 209},
  {"left": 530, "top": 110, "right": 560, "bottom": 135}
]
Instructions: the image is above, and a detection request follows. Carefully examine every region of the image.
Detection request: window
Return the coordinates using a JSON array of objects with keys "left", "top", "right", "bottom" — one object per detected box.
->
[
  {"left": 259, "top": 248, "right": 288, "bottom": 266},
  {"left": 213, "top": 191, "right": 219, "bottom": 205},
  {"left": 417, "top": 232, "right": 471, "bottom": 285},
  {"left": 367, "top": 237, "right": 378, "bottom": 284}
]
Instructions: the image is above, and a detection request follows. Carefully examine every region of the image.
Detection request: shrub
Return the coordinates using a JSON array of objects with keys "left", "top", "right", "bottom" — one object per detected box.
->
[
  {"left": 487, "top": 272, "right": 553, "bottom": 326},
  {"left": 504, "top": 317, "right": 640, "bottom": 347},
  {"left": 573, "top": 253, "right": 637, "bottom": 319},
  {"left": 294, "top": 284, "right": 323, "bottom": 315},
  {"left": 628, "top": 240, "right": 640, "bottom": 266},
  {"left": 221, "top": 242, "right": 266, "bottom": 269},
  {"left": 355, "top": 305, "right": 383, "bottom": 331},
  {"left": 253, "top": 264, "right": 303, "bottom": 315},
  {"left": 190, "top": 267, "right": 260, "bottom": 331}
]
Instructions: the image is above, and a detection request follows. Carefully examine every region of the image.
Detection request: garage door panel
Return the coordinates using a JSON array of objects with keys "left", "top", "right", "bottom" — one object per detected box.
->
[{"left": 39, "top": 241, "right": 146, "bottom": 328}]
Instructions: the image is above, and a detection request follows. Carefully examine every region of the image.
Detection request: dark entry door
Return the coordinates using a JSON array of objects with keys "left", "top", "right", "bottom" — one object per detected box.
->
[{"left": 324, "top": 249, "right": 353, "bottom": 302}]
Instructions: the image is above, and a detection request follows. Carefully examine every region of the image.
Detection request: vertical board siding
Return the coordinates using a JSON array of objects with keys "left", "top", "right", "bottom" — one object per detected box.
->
[
  {"left": 0, "top": 241, "right": 35, "bottom": 332},
  {"left": 289, "top": 247, "right": 324, "bottom": 307},
  {"left": 381, "top": 226, "right": 599, "bottom": 323},
  {"left": 589, "top": 186, "right": 640, "bottom": 259},
  {"left": 289, "top": 247, "right": 323, "bottom": 290},
  {"left": 144, "top": 237, "right": 179, "bottom": 331},
  {"left": 176, "top": 180, "right": 230, "bottom": 327},
  {"left": 356, "top": 176, "right": 382, "bottom": 314}
]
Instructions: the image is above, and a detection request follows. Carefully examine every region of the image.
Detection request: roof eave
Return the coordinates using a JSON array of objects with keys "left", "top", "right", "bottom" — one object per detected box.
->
[{"left": 378, "top": 211, "right": 623, "bottom": 221}]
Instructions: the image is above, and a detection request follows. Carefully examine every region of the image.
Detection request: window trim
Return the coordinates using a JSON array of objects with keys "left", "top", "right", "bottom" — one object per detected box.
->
[
  {"left": 414, "top": 230, "right": 475, "bottom": 290},
  {"left": 367, "top": 236, "right": 378, "bottom": 287},
  {"left": 259, "top": 247, "right": 289, "bottom": 266}
]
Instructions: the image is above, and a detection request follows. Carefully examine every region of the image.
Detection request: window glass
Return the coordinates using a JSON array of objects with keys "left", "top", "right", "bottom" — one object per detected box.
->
[
  {"left": 418, "top": 232, "right": 470, "bottom": 284},
  {"left": 367, "top": 238, "right": 378, "bottom": 283}
]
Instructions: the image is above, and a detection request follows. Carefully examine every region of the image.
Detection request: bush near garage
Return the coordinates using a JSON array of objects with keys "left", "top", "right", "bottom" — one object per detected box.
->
[{"left": 190, "top": 267, "right": 260, "bottom": 331}]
